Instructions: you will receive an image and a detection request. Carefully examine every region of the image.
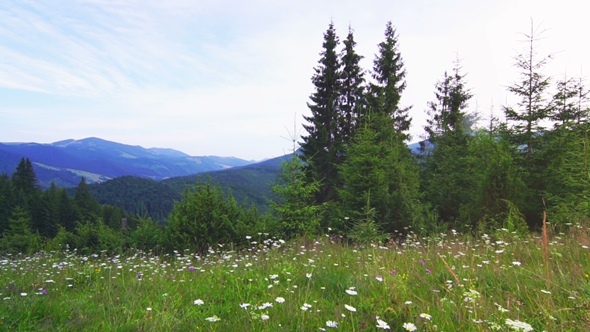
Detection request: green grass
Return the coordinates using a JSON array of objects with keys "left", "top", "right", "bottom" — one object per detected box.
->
[{"left": 1, "top": 225, "right": 589, "bottom": 331}]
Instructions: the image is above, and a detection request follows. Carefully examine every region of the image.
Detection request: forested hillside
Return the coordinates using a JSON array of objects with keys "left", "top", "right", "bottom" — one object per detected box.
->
[{"left": 86, "top": 154, "right": 288, "bottom": 220}]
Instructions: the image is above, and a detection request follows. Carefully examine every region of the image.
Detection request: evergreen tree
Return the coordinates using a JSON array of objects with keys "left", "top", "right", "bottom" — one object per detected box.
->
[
  {"left": 165, "top": 182, "right": 239, "bottom": 252},
  {"left": 462, "top": 132, "right": 527, "bottom": 231},
  {"left": 271, "top": 153, "right": 323, "bottom": 239},
  {"left": 11, "top": 158, "right": 40, "bottom": 196},
  {"left": 338, "top": 112, "right": 422, "bottom": 235},
  {"left": 550, "top": 76, "right": 589, "bottom": 127},
  {"left": 74, "top": 177, "right": 100, "bottom": 222},
  {"left": 421, "top": 63, "right": 474, "bottom": 224},
  {"left": 502, "top": 22, "right": 551, "bottom": 159},
  {"left": 0, "top": 173, "right": 13, "bottom": 234},
  {"left": 338, "top": 26, "right": 366, "bottom": 146},
  {"left": 301, "top": 21, "right": 342, "bottom": 204},
  {"left": 502, "top": 22, "right": 553, "bottom": 226},
  {"left": 56, "top": 188, "right": 79, "bottom": 232},
  {"left": 369, "top": 21, "right": 411, "bottom": 136}
]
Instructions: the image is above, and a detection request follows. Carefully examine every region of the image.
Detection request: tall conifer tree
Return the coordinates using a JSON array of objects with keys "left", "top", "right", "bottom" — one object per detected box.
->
[
  {"left": 301, "top": 22, "right": 342, "bottom": 203},
  {"left": 421, "top": 62, "right": 474, "bottom": 223},
  {"left": 503, "top": 22, "right": 551, "bottom": 159},
  {"left": 338, "top": 26, "right": 366, "bottom": 146},
  {"left": 370, "top": 22, "right": 411, "bottom": 136}
]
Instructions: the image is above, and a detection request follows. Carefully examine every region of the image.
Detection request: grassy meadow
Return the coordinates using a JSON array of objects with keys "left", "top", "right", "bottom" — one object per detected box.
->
[{"left": 1, "top": 224, "right": 589, "bottom": 331}]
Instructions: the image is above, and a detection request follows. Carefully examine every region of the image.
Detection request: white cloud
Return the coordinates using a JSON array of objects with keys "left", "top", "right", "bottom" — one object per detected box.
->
[{"left": 0, "top": 0, "right": 588, "bottom": 159}]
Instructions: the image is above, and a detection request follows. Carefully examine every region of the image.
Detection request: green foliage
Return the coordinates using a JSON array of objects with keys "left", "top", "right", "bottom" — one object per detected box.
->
[
  {"left": 460, "top": 132, "right": 527, "bottom": 231},
  {"left": 301, "top": 21, "right": 343, "bottom": 204},
  {"left": 420, "top": 63, "right": 474, "bottom": 226},
  {"left": 128, "top": 216, "right": 165, "bottom": 251},
  {"left": 346, "top": 194, "right": 388, "bottom": 245},
  {"left": 11, "top": 157, "right": 40, "bottom": 196},
  {"left": 74, "top": 177, "right": 100, "bottom": 222},
  {"left": 338, "top": 112, "right": 423, "bottom": 234},
  {"left": 165, "top": 182, "right": 242, "bottom": 251},
  {"left": 89, "top": 176, "right": 180, "bottom": 221},
  {"left": 271, "top": 154, "right": 323, "bottom": 239},
  {"left": 0, "top": 206, "right": 44, "bottom": 254},
  {"left": 369, "top": 21, "right": 411, "bottom": 135}
]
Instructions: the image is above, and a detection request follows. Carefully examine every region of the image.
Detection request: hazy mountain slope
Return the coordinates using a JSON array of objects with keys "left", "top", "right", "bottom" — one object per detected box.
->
[{"left": 0, "top": 137, "right": 255, "bottom": 188}]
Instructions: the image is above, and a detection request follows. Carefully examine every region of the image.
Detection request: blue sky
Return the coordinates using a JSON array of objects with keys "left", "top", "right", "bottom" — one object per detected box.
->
[{"left": 0, "top": 0, "right": 587, "bottom": 160}]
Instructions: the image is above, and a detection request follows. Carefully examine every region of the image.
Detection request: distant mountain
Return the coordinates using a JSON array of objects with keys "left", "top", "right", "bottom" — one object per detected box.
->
[{"left": 0, "top": 137, "right": 256, "bottom": 188}]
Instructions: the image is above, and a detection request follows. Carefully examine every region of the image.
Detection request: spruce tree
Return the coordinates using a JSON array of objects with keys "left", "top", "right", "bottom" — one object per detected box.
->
[
  {"left": 502, "top": 22, "right": 551, "bottom": 159},
  {"left": 338, "top": 26, "right": 366, "bottom": 146},
  {"left": 550, "top": 76, "right": 589, "bottom": 127},
  {"left": 74, "top": 177, "right": 100, "bottom": 222},
  {"left": 370, "top": 21, "right": 411, "bottom": 136},
  {"left": 421, "top": 62, "right": 474, "bottom": 224},
  {"left": 11, "top": 158, "right": 40, "bottom": 196},
  {"left": 0, "top": 173, "right": 13, "bottom": 235},
  {"left": 301, "top": 21, "right": 342, "bottom": 204},
  {"left": 339, "top": 112, "right": 422, "bottom": 235}
]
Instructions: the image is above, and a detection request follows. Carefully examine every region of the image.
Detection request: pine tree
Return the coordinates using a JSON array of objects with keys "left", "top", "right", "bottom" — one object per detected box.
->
[
  {"left": 11, "top": 158, "right": 40, "bottom": 196},
  {"left": 74, "top": 177, "right": 100, "bottom": 222},
  {"left": 0, "top": 173, "right": 13, "bottom": 235},
  {"left": 550, "top": 76, "right": 589, "bottom": 127},
  {"left": 370, "top": 21, "right": 411, "bottom": 136},
  {"left": 339, "top": 112, "right": 422, "bottom": 235},
  {"left": 301, "top": 21, "right": 342, "bottom": 204},
  {"left": 271, "top": 154, "right": 323, "bottom": 239},
  {"left": 338, "top": 26, "right": 366, "bottom": 146},
  {"left": 502, "top": 21, "right": 553, "bottom": 226},
  {"left": 421, "top": 62, "right": 474, "bottom": 223},
  {"left": 503, "top": 22, "right": 551, "bottom": 159}
]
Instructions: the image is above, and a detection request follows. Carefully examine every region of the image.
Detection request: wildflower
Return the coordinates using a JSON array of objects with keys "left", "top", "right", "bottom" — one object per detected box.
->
[
  {"left": 261, "top": 314, "right": 269, "bottom": 321},
  {"left": 137, "top": 273, "right": 143, "bottom": 279},
  {"left": 345, "top": 289, "right": 358, "bottom": 296},
  {"left": 146, "top": 307, "right": 152, "bottom": 311},
  {"left": 404, "top": 301, "right": 413, "bottom": 305},
  {"left": 306, "top": 273, "right": 313, "bottom": 279},
  {"left": 326, "top": 320, "right": 338, "bottom": 328},
  {"left": 463, "top": 289, "right": 481, "bottom": 303},
  {"left": 376, "top": 317, "right": 390, "bottom": 329},
  {"left": 420, "top": 313, "right": 432, "bottom": 320},
  {"left": 512, "top": 261, "right": 522, "bottom": 267},
  {"left": 194, "top": 299, "right": 204, "bottom": 306},
  {"left": 275, "top": 297, "right": 285, "bottom": 303},
  {"left": 205, "top": 315, "right": 220, "bottom": 322},
  {"left": 426, "top": 268, "right": 432, "bottom": 274},
  {"left": 259, "top": 302, "right": 273, "bottom": 309},
  {"left": 240, "top": 303, "right": 251, "bottom": 309},
  {"left": 540, "top": 289, "right": 551, "bottom": 294},
  {"left": 20, "top": 293, "right": 27, "bottom": 297},
  {"left": 270, "top": 274, "right": 279, "bottom": 280},
  {"left": 403, "top": 322, "right": 417, "bottom": 331},
  {"left": 188, "top": 266, "right": 195, "bottom": 271},
  {"left": 376, "top": 275, "right": 383, "bottom": 282},
  {"left": 420, "top": 260, "right": 426, "bottom": 265},
  {"left": 344, "top": 304, "right": 356, "bottom": 312},
  {"left": 505, "top": 318, "right": 533, "bottom": 331},
  {"left": 301, "top": 303, "right": 312, "bottom": 311},
  {"left": 495, "top": 303, "right": 509, "bottom": 312},
  {"left": 390, "top": 269, "right": 397, "bottom": 275}
]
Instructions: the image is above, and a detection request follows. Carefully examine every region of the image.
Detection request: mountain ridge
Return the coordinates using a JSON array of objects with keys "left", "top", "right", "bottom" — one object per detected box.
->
[{"left": 0, "top": 137, "right": 258, "bottom": 188}]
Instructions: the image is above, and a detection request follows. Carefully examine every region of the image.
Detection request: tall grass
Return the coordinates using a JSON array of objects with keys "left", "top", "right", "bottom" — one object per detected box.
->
[{"left": 1, "top": 224, "right": 589, "bottom": 331}]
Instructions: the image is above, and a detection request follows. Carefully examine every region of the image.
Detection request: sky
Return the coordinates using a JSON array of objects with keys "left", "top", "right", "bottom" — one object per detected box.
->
[{"left": 0, "top": 0, "right": 588, "bottom": 161}]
